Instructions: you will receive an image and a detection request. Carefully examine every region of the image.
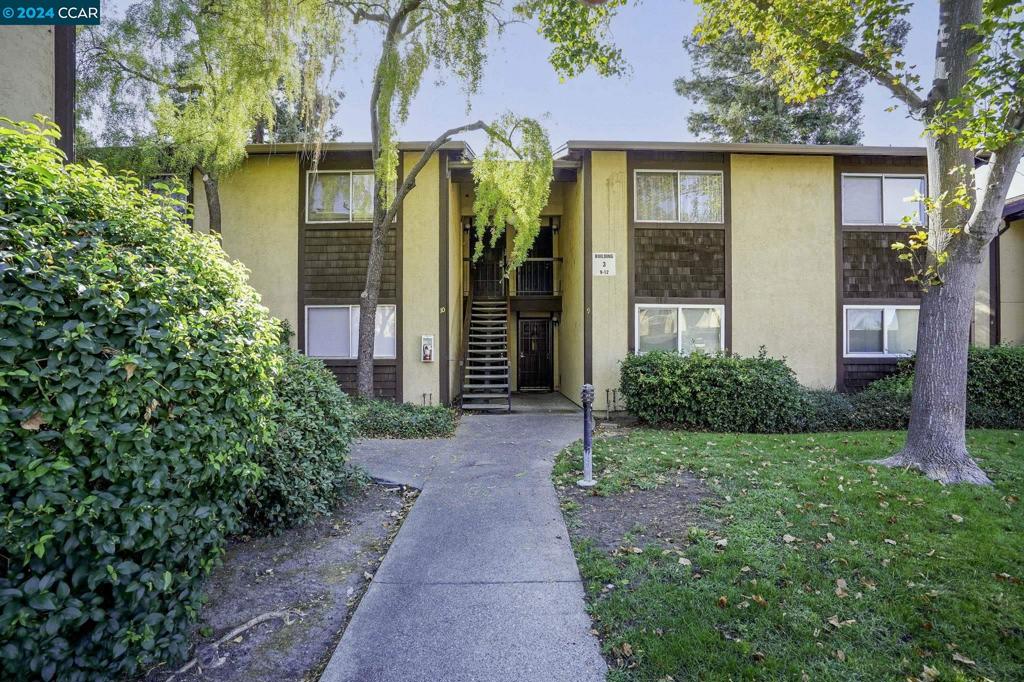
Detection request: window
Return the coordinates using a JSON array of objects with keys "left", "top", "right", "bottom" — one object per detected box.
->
[
  {"left": 306, "top": 170, "right": 377, "bottom": 223},
  {"left": 842, "top": 174, "right": 925, "bottom": 225},
  {"left": 843, "top": 305, "right": 919, "bottom": 357},
  {"left": 635, "top": 304, "right": 724, "bottom": 354},
  {"left": 635, "top": 170, "right": 723, "bottom": 223},
  {"left": 305, "top": 305, "right": 397, "bottom": 359}
]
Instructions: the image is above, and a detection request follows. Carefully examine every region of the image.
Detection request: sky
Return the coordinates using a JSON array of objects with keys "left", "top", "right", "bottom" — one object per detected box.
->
[{"left": 327, "top": 3, "right": 938, "bottom": 150}]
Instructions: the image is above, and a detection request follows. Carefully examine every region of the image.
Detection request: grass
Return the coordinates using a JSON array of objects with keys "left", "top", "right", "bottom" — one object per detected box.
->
[{"left": 553, "top": 429, "right": 1024, "bottom": 681}]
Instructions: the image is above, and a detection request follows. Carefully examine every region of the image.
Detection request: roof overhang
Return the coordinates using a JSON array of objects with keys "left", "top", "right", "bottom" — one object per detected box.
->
[
  {"left": 560, "top": 140, "right": 927, "bottom": 158},
  {"left": 1004, "top": 193, "right": 1024, "bottom": 222},
  {"left": 448, "top": 158, "right": 580, "bottom": 183},
  {"left": 244, "top": 140, "right": 473, "bottom": 157}
]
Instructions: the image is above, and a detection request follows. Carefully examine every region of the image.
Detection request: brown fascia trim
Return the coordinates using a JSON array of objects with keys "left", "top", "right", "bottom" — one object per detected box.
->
[
  {"left": 583, "top": 150, "right": 593, "bottom": 384},
  {"left": 246, "top": 140, "right": 473, "bottom": 157},
  {"left": 564, "top": 140, "right": 927, "bottom": 158},
  {"left": 54, "top": 26, "right": 76, "bottom": 162},
  {"left": 438, "top": 151, "right": 450, "bottom": 406}
]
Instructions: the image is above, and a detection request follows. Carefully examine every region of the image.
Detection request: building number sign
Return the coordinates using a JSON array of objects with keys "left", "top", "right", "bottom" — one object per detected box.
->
[{"left": 593, "top": 252, "right": 616, "bottom": 276}]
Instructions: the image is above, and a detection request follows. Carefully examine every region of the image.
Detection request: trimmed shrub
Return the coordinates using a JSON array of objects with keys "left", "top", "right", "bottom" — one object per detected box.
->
[
  {"left": 352, "top": 399, "right": 458, "bottom": 439},
  {"left": 1, "top": 122, "right": 281, "bottom": 680},
  {"left": 619, "top": 350, "right": 804, "bottom": 433},
  {"left": 244, "top": 348, "right": 359, "bottom": 532}
]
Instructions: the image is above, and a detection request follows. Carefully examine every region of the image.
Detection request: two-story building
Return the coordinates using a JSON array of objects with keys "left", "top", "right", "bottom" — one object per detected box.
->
[{"left": 190, "top": 141, "right": 1024, "bottom": 412}]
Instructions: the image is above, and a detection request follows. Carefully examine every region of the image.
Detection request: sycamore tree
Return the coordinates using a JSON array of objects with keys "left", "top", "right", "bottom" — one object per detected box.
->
[
  {"left": 580, "top": 0, "right": 1022, "bottom": 483},
  {"left": 78, "top": 0, "right": 338, "bottom": 233},
  {"left": 333, "top": 0, "right": 624, "bottom": 397}
]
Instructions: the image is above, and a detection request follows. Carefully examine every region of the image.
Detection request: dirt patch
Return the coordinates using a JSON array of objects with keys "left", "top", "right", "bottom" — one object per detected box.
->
[
  {"left": 144, "top": 483, "right": 416, "bottom": 682},
  {"left": 558, "top": 471, "right": 715, "bottom": 553}
]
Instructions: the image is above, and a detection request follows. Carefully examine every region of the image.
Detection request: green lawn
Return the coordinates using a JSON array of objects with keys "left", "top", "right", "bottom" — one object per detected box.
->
[{"left": 554, "top": 430, "right": 1024, "bottom": 681}]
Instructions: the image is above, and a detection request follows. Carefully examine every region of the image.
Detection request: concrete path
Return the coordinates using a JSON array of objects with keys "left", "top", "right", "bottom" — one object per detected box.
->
[{"left": 319, "top": 396, "right": 606, "bottom": 682}]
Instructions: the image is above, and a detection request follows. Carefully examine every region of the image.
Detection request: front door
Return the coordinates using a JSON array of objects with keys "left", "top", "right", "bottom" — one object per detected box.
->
[{"left": 518, "top": 319, "right": 553, "bottom": 391}]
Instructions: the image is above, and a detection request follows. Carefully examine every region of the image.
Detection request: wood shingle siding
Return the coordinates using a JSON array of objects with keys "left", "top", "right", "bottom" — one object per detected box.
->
[
  {"left": 842, "top": 230, "right": 919, "bottom": 300},
  {"left": 842, "top": 359, "right": 900, "bottom": 392},
  {"left": 634, "top": 228, "right": 726, "bottom": 299},
  {"left": 302, "top": 228, "right": 397, "bottom": 301},
  {"left": 324, "top": 362, "right": 398, "bottom": 399}
]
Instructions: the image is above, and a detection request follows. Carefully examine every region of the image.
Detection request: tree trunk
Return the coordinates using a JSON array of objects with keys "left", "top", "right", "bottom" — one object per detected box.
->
[
  {"left": 356, "top": 196, "right": 389, "bottom": 398},
  {"left": 199, "top": 167, "right": 222, "bottom": 234},
  {"left": 877, "top": 247, "right": 991, "bottom": 484}
]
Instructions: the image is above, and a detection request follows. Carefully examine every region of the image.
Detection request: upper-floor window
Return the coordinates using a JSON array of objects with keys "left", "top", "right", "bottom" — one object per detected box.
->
[
  {"left": 843, "top": 304, "right": 919, "bottom": 357},
  {"left": 635, "top": 170, "right": 724, "bottom": 224},
  {"left": 306, "top": 170, "right": 376, "bottom": 223},
  {"left": 635, "top": 304, "right": 724, "bottom": 354},
  {"left": 841, "top": 173, "right": 925, "bottom": 226},
  {"left": 305, "top": 304, "right": 397, "bottom": 359}
]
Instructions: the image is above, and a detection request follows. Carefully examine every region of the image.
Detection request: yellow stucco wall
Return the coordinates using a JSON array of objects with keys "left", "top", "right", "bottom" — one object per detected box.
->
[
  {"left": 590, "top": 151, "right": 629, "bottom": 411},
  {"left": 558, "top": 178, "right": 585, "bottom": 406},
  {"left": 974, "top": 248, "right": 992, "bottom": 347},
  {"left": 731, "top": 154, "right": 837, "bottom": 388},
  {"left": 1002, "top": 219, "right": 1024, "bottom": 344},
  {"left": 0, "top": 27, "right": 54, "bottom": 124},
  {"left": 402, "top": 152, "right": 441, "bottom": 403},
  {"left": 191, "top": 156, "right": 299, "bottom": 340}
]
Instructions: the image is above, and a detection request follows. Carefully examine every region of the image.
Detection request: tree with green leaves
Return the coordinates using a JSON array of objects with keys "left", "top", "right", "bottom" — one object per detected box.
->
[
  {"left": 334, "top": 0, "right": 625, "bottom": 397},
  {"left": 675, "top": 30, "right": 873, "bottom": 144},
  {"left": 77, "top": 0, "right": 338, "bottom": 233},
  {"left": 689, "top": 0, "right": 1023, "bottom": 484}
]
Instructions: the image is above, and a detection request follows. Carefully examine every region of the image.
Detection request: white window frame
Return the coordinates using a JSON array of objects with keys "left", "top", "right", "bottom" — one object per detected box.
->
[
  {"left": 634, "top": 303, "right": 726, "bottom": 354},
  {"left": 305, "top": 170, "right": 376, "bottom": 224},
  {"left": 304, "top": 304, "right": 397, "bottom": 359},
  {"left": 840, "top": 173, "right": 927, "bottom": 226},
  {"left": 633, "top": 169, "right": 725, "bottom": 224},
  {"left": 842, "top": 304, "right": 920, "bottom": 358}
]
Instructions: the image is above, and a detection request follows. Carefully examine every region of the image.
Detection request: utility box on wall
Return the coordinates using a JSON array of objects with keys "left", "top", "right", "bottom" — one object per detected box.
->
[{"left": 420, "top": 334, "right": 434, "bottom": 362}]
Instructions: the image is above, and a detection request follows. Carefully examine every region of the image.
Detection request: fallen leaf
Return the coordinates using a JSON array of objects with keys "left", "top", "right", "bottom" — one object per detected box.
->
[
  {"left": 835, "top": 578, "right": 848, "bottom": 598},
  {"left": 752, "top": 594, "right": 768, "bottom": 607},
  {"left": 783, "top": 534, "right": 797, "bottom": 544},
  {"left": 920, "top": 664, "right": 940, "bottom": 681},
  {"left": 717, "top": 595, "right": 728, "bottom": 608},
  {"left": 621, "top": 642, "right": 633, "bottom": 656},
  {"left": 715, "top": 538, "right": 728, "bottom": 549},
  {"left": 124, "top": 363, "right": 137, "bottom": 380},
  {"left": 884, "top": 538, "right": 897, "bottom": 546},
  {"left": 952, "top": 653, "right": 976, "bottom": 666},
  {"left": 20, "top": 412, "right": 47, "bottom": 431},
  {"left": 835, "top": 649, "right": 845, "bottom": 662},
  {"left": 678, "top": 557, "right": 692, "bottom": 567},
  {"left": 951, "top": 514, "right": 963, "bottom": 523}
]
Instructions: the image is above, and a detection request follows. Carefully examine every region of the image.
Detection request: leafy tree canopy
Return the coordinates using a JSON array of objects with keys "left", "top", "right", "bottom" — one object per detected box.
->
[{"left": 675, "top": 30, "right": 872, "bottom": 145}]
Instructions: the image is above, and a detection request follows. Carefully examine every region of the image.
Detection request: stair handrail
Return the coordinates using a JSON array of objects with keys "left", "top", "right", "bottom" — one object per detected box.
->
[{"left": 457, "top": 285, "right": 474, "bottom": 406}]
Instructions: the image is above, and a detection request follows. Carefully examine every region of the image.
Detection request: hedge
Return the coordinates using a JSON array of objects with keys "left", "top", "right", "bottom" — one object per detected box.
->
[
  {"left": 621, "top": 345, "right": 1024, "bottom": 433},
  {"left": 1, "top": 122, "right": 281, "bottom": 680},
  {"left": 244, "top": 348, "right": 360, "bottom": 532},
  {"left": 352, "top": 399, "right": 458, "bottom": 439},
  {"left": 619, "top": 350, "right": 804, "bottom": 433}
]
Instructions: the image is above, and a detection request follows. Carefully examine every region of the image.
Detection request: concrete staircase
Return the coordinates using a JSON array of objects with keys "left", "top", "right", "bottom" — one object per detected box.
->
[{"left": 460, "top": 300, "right": 511, "bottom": 412}]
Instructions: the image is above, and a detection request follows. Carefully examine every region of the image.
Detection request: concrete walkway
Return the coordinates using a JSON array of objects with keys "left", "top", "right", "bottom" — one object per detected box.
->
[{"left": 319, "top": 395, "right": 606, "bottom": 682}]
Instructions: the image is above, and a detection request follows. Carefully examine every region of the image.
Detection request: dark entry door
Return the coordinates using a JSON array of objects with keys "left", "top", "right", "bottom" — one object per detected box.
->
[
  {"left": 470, "top": 229, "right": 505, "bottom": 299},
  {"left": 518, "top": 319, "right": 553, "bottom": 391}
]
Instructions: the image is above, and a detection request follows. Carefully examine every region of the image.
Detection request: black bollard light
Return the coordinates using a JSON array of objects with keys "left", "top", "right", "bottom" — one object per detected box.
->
[{"left": 578, "top": 383, "right": 596, "bottom": 488}]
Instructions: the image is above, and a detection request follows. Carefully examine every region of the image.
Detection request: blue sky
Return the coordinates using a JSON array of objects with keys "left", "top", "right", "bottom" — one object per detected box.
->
[{"left": 328, "top": 3, "right": 939, "bottom": 150}]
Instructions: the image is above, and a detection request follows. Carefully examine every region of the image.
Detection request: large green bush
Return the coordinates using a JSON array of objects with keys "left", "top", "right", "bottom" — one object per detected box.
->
[
  {"left": 0, "top": 122, "right": 281, "bottom": 680},
  {"left": 621, "top": 345, "right": 1024, "bottom": 434},
  {"left": 619, "top": 350, "right": 804, "bottom": 433},
  {"left": 352, "top": 399, "right": 458, "bottom": 439},
  {"left": 244, "top": 348, "right": 359, "bottom": 532}
]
